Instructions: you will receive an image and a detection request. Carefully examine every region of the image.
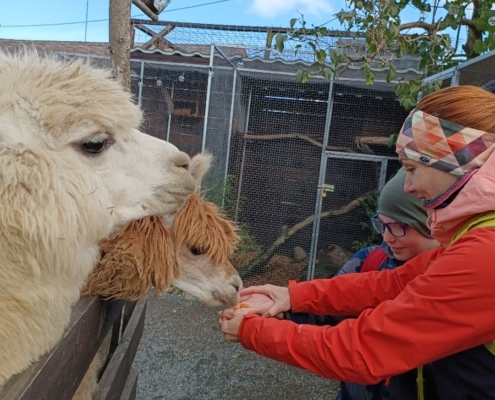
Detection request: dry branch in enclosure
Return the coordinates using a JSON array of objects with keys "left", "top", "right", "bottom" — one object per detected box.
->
[
  {"left": 243, "top": 133, "right": 355, "bottom": 153},
  {"left": 240, "top": 192, "right": 371, "bottom": 277},
  {"left": 355, "top": 136, "right": 390, "bottom": 154}
]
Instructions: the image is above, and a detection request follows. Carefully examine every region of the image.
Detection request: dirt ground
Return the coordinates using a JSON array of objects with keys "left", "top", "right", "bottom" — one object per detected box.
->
[{"left": 133, "top": 291, "right": 340, "bottom": 400}]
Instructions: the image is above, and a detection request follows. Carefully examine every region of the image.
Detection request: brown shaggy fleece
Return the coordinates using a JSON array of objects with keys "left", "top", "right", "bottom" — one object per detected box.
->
[
  {"left": 174, "top": 192, "right": 240, "bottom": 265},
  {"left": 82, "top": 193, "right": 240, "bottom": 301},
  {"left": 82, "top": 216, "right": 179, "bottom": 301}
]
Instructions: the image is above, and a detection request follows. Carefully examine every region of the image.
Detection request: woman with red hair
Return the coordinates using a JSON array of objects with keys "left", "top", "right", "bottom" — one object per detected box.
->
[{"left": 219, "top": 85, "right": 495, "bottom": 400}]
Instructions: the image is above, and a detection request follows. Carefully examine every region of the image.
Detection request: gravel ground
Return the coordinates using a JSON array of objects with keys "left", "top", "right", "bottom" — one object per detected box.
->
[{"left": 133, "top": 292, "right": 339, "bottom": 400}]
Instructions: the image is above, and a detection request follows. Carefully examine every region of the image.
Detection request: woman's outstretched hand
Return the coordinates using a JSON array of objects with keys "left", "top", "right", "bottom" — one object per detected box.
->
[
  {"left": 219, "top": 308, "right": 244, "bottom": 342},
  {"left": 218, "top": 284, "right": 291, "bottom": 342},
  {"left": 239, "top": 284, "right": 291, "bottom": 318}
]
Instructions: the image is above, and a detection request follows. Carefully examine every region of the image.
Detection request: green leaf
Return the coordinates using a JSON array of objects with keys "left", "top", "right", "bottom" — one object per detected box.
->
[
  {"left": 296, "top": 69, "right": 309, "bottom": 84},
  {"left": 316, "top": 49, "right": 327, "bottom": 63},
  {"left": 266, "top": 31, "right": 277, "bottom": 48},
  {"left": 411, "top": 0, "right": 422, "bottom": 9},
  {"left": 386, "top": 68, "right": 397, "bottom": 83},
  {"left": 473, "top": 39, "right": 484, "bottom": 54},
  {"left": 387, "top": 133, "right": 398, "bottom": 148},
  {"left": 336, "top": 11, "right": 350, "bottom": 24},
  {"left": 399, "top": 96, "right": 417, "bottom": 110},
  {"left": 389, "top": 23, "right": 400, "bottom": 38},
  {"left": 290, "top": 18, "right": 298, "bottom": 29},
  {"left": 328, "top": 48, "right": 339, "bottom": 66},
  {"left": 275, "top": 33, "right": 286, "bottom": 52},
  {"left": 443, "top": 2, "right": 457, "bottom": 15},
  {"left": 364, "top": 70, "right": 376, "bottom": 85},
  {"left": 322, "top": 67, "right": 333, "bottom": 80},
  {"left": 388, "top": 4, "right": 399, "bottom": 17}
]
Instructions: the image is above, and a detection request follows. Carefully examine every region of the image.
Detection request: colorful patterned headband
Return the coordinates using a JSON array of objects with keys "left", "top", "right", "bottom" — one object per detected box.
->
[{"left": 396, "top": 110, "right": 495, "bottom": 176}]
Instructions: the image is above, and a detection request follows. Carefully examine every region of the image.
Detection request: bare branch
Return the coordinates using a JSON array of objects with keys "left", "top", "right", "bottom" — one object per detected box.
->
[{"left": 243, "top": 133, "right": 355, "bottom": 153}]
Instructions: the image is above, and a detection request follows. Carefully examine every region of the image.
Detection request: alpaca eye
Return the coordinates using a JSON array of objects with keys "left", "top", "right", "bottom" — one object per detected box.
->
[
  {"left": 82, "top": 140, "right": 107, "bottom": 154},
  {"left": 190, "top": 247, "right": 203, "bottom": 256}
]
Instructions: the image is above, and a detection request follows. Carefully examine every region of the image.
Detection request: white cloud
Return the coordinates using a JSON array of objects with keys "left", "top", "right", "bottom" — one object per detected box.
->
[{"left": 248, "top": 0, "right": 334, "bottom": 19}]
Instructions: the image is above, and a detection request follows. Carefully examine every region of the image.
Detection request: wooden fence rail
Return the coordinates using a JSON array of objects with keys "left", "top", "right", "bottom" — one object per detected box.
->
[{"left": 0, "top": 296, "right": 146, "bottom": 400}]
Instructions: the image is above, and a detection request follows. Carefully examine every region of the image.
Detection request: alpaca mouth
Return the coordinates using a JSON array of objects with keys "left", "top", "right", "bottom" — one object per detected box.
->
[{"left": 214, "top": 292, "right": 239, "bottom": 308}]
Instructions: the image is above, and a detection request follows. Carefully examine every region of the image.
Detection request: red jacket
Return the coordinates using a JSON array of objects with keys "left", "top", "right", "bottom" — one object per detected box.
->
[{"left": 239, "top": 229, "right": 495, "bottom": 384}]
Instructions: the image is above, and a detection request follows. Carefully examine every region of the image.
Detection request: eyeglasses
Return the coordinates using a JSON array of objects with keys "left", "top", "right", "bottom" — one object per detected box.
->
[{"left": 370, "top": 214, "right": 409, "bottom": 238}]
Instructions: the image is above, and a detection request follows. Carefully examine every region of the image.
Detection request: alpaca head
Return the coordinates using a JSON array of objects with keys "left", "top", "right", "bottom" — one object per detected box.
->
[
  {"left": 170, "top": 153, "right": 242, "bottom": 306},
  {"left": 0, "top": 50, "right": 196, "bottom": 229},
  {"left": 172, "top": 193, "right": 242, "bottom": 307}
]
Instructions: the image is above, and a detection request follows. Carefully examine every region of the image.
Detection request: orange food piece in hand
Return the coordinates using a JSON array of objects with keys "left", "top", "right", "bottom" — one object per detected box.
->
[{"left": 230, "top": 302, "right": 250, "bottom": 311}]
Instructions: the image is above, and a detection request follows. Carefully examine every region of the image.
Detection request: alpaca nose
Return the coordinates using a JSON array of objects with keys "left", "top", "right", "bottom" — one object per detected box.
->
[
  {"left": 174, "top": 151, "right": 191, "bottom": 171},
  {"left": 231, "top": 275, "right": 243, "bottom": 292}
]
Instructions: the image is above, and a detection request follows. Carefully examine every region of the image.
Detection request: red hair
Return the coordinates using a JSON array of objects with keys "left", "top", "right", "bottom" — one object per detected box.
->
[{"left": 417, "top": 85, "right": 495, "bottom": 132}]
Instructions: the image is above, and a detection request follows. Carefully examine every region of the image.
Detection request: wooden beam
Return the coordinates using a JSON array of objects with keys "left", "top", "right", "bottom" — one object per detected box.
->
[
  {"left": 130, "top": 19, "right": 353, "bottom": 37},
  {"left": 131, "top": 0, "right": 158, "bottom": 21},
  {"left": 94, "top": 298, "right": 147, "bottom": 400},
  {"left": 133, "top": 22, "right": 157, "bottom": 37},
  {"left": 141, "top": 24, "right": 176, "bottom": 50},
  {"left": 132, "top": 22, "right": 175, "bottom": 49},
  {"left": 119, "top": 368, "right": 138, "bottom": 400}
]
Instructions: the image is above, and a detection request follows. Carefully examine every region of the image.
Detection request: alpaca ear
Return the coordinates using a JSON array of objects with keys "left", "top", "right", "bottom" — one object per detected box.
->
[{"left": 189, "top": 152, "right": 212, "bottom": 186}]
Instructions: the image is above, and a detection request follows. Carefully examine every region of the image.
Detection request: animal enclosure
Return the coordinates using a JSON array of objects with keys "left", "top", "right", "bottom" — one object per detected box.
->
[
  {"left": 124, "top": 32, "right": 412, "bottom": 286},
  {"left": 17, "top": 22, "right": 423, "bottom": 287}
]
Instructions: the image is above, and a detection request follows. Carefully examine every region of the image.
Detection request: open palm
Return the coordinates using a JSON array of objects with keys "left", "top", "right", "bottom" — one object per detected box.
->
[{"left": 239, "top": 292, "right": 275, "bottom": 316}]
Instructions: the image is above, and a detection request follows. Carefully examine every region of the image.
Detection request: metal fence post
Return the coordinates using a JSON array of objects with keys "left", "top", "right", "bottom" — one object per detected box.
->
[
  {"left": 137, "top": 61, "right": 144, "bottom": 107},
  {"left": 166, "top": 82, "right": 174, "bottom": 142},
  {"left": 201, "top": 44, "right": 215, "bottom": 154},
  {"left": 234, "top": 88, "right": 252, "bottom": 223},
  {"left": 307, "top": 77, "right": 335, "bottom": 281},
  {"left": 222, "top": 69, "right": 238, "bottom": 209}
]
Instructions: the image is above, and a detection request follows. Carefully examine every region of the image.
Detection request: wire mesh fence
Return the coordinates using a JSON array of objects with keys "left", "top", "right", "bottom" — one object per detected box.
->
[
  {"left": 201, "top": 49, "right": 406, "bottom": 286},
  {"left": 127, "top": 43, "right": 408, "bottom": 287},
  {"left": 422, "top": 50, "right": 495, "bottom": 93}
]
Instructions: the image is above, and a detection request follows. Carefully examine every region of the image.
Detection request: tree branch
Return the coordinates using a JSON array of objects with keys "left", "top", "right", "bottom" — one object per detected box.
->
[
  {"left": 243, "top": 133, "right": 355, "bottom": 153},
  {"left": 239, "top": 192, "right": 371, "bottom": 277}
]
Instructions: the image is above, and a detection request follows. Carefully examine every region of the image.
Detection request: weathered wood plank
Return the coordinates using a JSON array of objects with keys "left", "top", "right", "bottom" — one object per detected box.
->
[
  {"left": 119, "top": 368, "right": 138, "bottom": 400},
  {"left": 123, "top": 300, "right": 138, "bottom": 330},
  {"left": 94, "top": 297, "right": 147, "bottom": 400},
  {"left": 107, "top": 300, "right": 138, "bottom": 370},
  {"left": 0, "top": 297, "right": 124, "bottom": 400}
]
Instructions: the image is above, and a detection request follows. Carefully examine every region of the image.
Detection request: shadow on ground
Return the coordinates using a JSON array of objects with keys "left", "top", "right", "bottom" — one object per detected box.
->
[{"left": 133, "top": 292, "right": 339, "bottom": 400}]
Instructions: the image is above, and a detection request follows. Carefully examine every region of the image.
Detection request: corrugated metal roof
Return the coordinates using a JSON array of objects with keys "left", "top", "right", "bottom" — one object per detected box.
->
[{"left": 0, "top": 39, "right": 110, "bottom": 56}]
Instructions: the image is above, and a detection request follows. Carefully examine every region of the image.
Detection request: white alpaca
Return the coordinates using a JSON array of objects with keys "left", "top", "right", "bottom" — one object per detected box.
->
[{"left": 0, "top": 50, "right": 197, "bottom": 386}]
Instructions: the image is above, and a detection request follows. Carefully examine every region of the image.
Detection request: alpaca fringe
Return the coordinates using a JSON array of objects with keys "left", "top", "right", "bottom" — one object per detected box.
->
[{"left": 175, "top": 193, "right": 240, "bottom": 264}]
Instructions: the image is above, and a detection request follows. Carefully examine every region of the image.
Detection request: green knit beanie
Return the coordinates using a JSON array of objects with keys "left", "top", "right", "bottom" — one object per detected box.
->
[{"left": 376, "top": 168, "right": 432, "bottom": 238}]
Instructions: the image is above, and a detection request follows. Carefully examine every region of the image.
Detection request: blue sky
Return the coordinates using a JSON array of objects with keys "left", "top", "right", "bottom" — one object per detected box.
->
[{"left": 0, "top": 0, "right": 345, "bottom": 42}]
